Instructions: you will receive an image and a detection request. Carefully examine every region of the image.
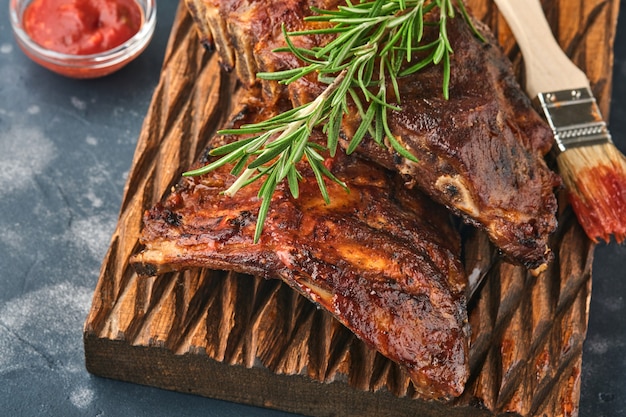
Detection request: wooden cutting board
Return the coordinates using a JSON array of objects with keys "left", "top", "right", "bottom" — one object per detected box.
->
[{"left": 83, "top": 1, "right": 620, "bottom": 416}]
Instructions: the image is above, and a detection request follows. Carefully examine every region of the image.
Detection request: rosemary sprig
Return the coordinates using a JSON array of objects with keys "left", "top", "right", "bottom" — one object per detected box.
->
[{"left": 184, "top": 0, "right": 482, "bottom": 242}]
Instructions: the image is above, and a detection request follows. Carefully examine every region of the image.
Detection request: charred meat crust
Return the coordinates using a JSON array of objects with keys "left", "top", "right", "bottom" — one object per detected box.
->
[
  {"left": 132, "top": 96, "right": 471, "bottom": 400},
  {"left": 186, "top": 0, "right": 559, "bottom": 269}
]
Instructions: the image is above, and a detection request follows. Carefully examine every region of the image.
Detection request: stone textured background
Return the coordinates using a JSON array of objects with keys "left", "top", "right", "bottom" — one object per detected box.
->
[{"left": 0, "top": 1, "right": 624, "bottom": 416}]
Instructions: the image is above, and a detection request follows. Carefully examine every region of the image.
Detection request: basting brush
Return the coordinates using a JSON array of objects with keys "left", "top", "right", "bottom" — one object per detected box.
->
[{"left": 494, "top": 0, "right": 626, "bottom": 243}]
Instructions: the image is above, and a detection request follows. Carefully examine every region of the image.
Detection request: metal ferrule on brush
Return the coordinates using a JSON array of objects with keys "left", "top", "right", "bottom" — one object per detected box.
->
[{"left": 536, "top": 87, "right": 613, "bottom": 153}]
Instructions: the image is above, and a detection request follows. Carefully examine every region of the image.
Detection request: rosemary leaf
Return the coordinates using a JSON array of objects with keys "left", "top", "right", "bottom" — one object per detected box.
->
[
  {"left": 185, "top": 0, "right": 481, "bottom": 242},
  {"left": 248, "top": 140, "right": 291, "bottom": 169},
  {"left": 346, "top": 100, "right": 376, "bottom": 154},
  {"left": 254, "top": 169, "right": 278, "bottom": 242},
  {"left": 206, "top": 136, "right": 256, "bottom": 155},
  {"left": 287, "top": 166, "right": 301, "bottom": 197}
]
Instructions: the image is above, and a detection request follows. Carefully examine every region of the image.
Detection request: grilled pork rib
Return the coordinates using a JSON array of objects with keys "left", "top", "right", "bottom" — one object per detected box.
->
[
  {"left": 351, "top": 18, "right": 561, "bottom": 269},
  {"left": 132, "top": 93, "right": 470, "bottom": 400},
  {"left": 186, "top": 0, "right": 560, "bottom": 269}
]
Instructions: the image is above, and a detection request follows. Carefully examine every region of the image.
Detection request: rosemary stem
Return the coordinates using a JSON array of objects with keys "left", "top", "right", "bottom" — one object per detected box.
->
[
  {"left": 225, "top": 168, "right": 256, "bottom": 196},
  {"left": 224, "top": 69, "right": 348, "bottom": 198}
]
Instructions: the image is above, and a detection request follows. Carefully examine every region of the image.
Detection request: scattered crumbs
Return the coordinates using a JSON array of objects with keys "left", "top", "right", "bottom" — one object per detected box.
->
[
  {"left": 69, "top": 386, "right": 95, "bottom": 409},
  {"left": 70, "top": 96, "right": 87, "bottom": 111},
  {"left": 0, "top": 43, "right": 12, "bottom": 54},
  {"left": 85, "top": 135, "right": 98, "bottom": 146},
  {"left": 27, "top": 105, "right": 41, "bottom": 115}
]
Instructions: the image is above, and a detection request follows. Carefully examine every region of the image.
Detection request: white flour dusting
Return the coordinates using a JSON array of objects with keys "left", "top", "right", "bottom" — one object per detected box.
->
[
  {"left": 603, "top": 296, "right": 624, "bottom": 312},
  {"left": 0, "top": 43, "right": 12, "bottom": 54},
  {"left": 0, "top": 283, "right": 97, "bottom": 410},
  {"left": 0, "top": 282, "right": 92, "bottom": 373},
  {"left": 68, "top": 215, "right": 116, "bottom": 259},
  {"left": 586, "top": 336, "right": 610, "bottom": 355},
  {"left": 0, "top": 226, "right": 25, "bottom": 252},
  {"left": 585, "top": 332, "right": 626, "bottom": 356},
  {"left": 85, "top": 189, "right": 104, "bottom": 208},
  {"left": 0, "top": 124, "right": 56, "bottom": 197},
  {"left": 86, "top": 135, "right": 98, "bottom": 146},
  {"left": 71, "top": 96, "right": 87, "bottom": 111},
  {"left": 69, "top": 386, "right": 95, "bottom": 409}
]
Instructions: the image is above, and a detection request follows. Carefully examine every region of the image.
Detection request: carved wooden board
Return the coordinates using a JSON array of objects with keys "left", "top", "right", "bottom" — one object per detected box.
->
[{"left": 83, "top": 1, "right": 620, "bottom": 416}]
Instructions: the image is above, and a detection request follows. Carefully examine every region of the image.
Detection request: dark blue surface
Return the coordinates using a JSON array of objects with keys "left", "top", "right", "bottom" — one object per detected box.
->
[{"left": 0, "top": 2, "right": 624, "bottom": 416}]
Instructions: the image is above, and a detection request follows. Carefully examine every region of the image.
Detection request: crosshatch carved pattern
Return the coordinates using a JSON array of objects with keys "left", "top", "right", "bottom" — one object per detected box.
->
[{"left": 84, "top": 1, "right": 618, "bottom": 416}]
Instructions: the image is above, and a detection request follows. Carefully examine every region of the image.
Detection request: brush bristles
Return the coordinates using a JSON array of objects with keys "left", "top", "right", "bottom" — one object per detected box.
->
[{"left": 557, "top": 142, "right": 626, "bottom": 243}]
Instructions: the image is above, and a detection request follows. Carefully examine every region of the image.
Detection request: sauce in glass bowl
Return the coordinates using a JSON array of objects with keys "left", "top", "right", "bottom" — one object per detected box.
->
[
  {"left": 10, "top": 0, "right": 156, "bottom": 78},
  {"left": 23, "top": 0, "right": 143, "bottom": 55}
]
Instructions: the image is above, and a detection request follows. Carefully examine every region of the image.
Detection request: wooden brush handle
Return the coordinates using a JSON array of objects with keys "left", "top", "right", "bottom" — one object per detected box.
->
[{"left": 493, "top": 0, "right": 590, "bottom": 98}]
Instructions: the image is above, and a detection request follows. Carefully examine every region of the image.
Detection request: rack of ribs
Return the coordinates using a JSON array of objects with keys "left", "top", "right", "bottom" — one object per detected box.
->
[
  {"left": 185, "top": 0, "right": 561, "bottom": 269},
  {"left": 131, "top": 92, "right": 471, "bottom": 400}
]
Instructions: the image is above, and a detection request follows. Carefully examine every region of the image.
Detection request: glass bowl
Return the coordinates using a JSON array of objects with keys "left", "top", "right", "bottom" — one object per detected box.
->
[{"left": 9, "top": 0, "right": 157, "bottom": 79}]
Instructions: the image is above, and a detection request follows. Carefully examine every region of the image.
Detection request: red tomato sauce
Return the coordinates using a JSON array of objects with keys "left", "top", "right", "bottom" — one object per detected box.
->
[{"left": 23, "top": 0, "right": 143, "bottom": 55}]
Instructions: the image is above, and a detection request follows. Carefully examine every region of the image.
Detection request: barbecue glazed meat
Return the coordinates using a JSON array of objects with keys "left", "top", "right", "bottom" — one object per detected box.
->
[
  {"left": 186, "top": 0, "right": 342, "bottom": 101},
  {"left": 186, "top": 0, "right": 560, "bottom": 269},
  {"left": 349, "top": 18, "right": 561, "bottom": 270},
  {"left": 132, "top": 93, "right": 470, "bottom": 400}
]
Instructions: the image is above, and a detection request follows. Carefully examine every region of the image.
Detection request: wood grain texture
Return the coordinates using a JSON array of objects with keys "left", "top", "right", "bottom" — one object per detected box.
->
[{"left": 84, "top": 1, "right": 619, "bottom": 416}]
